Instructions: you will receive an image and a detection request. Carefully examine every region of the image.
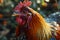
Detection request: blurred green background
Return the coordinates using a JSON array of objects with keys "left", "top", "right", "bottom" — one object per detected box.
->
[{"left": 0, "top": 0, "right": 60, "bottom": 40}]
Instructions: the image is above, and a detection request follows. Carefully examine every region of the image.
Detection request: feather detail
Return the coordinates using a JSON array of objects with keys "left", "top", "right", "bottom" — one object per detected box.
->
[{"left": 27, "top": 7, "right": 52, "bottom": 40}]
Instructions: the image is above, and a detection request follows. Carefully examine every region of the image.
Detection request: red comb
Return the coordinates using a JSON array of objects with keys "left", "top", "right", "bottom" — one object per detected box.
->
[{"left": 14, "top": 1, "right": 32, "bottom": 12}]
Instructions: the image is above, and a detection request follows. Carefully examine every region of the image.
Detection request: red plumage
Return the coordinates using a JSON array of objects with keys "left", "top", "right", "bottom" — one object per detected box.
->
[{"left": 15, "top": 1, "right": 32, "bottom": 37}]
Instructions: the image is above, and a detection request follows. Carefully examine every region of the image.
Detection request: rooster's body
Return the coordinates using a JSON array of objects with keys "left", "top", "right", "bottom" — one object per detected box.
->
[{"left": 13, "top": 1, "right": 60, "bottom": 40}]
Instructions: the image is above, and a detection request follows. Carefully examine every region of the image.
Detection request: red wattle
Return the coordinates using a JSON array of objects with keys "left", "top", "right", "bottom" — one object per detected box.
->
[{"left": 16, "top": 17, "right": 26, "bottom": 26}]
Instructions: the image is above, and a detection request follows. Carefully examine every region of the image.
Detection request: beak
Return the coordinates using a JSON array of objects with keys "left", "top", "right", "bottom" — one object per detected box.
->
[{"left": 12, "top": 13, "right": 19, "bottom": 16}]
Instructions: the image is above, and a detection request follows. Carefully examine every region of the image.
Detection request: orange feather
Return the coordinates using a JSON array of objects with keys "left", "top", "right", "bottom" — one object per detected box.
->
[
  {"left": 56, "top": 26, "right": 60, "bottom": 40},
  {"left": 15, "top": 7, "right": 52, "bottom": 40},
  {"left": 26, "top": 7, "right": 52, "bottom": 40}
]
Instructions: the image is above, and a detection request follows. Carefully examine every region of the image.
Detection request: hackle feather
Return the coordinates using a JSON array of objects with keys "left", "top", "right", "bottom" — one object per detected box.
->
[{"left": 27, "top": 7, "right": 52, "bottom": 40}]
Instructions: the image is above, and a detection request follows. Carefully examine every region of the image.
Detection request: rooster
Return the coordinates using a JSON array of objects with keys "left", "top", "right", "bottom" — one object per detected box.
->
[{"left": 12, "top": 0, "right": 52, "bottom": 40}]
